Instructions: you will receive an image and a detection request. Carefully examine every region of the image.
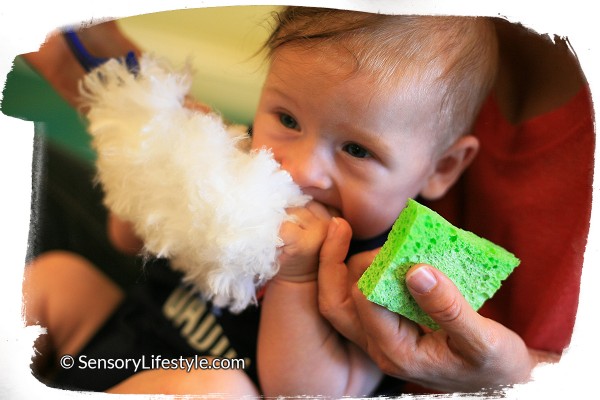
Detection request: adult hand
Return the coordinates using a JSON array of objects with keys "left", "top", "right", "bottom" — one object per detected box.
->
[
  {"left": 23, "top": 20, "right": 141, "bottom": 108},
  {"left": 318, "top": 218, "right": 557, "bottom": 393}
]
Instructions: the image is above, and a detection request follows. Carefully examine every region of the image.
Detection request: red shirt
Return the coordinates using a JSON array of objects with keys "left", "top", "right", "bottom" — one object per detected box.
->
[{"left": 425, "top": 86, "right": 594, "bottom": 353}]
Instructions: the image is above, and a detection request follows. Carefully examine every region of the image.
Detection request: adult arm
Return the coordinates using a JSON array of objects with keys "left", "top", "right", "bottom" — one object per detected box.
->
[
  {"left": 22, "top": 20, "right": 141, "bottom": 108},
  {"left": 318, "top": 218, "right": 560, "bottom": 393}
]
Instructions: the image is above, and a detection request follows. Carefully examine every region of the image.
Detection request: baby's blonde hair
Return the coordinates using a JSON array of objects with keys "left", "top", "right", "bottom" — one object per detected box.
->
[{"left": 264, "top": 7, "right": 498, "bottom": 148}]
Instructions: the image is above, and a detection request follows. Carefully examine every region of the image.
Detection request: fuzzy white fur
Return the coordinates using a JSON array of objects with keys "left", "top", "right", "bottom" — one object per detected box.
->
[{"left": 81, "top": 54, "right": 310, "bottom": 312}]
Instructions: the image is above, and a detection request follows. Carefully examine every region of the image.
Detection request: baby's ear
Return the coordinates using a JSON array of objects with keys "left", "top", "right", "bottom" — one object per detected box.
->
[{"left": 419, "top": 135, "right": 479, "bottom": 200}]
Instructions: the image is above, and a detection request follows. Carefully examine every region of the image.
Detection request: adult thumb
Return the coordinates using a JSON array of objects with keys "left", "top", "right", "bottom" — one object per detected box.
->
[
  {"left": 405, "top": 264, "right": 484, "bottom": 346},
  {"left": 319, "top": 217, "right": 353, "bottom": 270},
  {"left": 317, "top": 218, "right": 354, "bottom": 332}
]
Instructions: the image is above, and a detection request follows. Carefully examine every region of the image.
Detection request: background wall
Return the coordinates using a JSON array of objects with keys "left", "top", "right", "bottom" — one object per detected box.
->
[{"left": 118, "top": 5, "right": 281, "bottom": 125}]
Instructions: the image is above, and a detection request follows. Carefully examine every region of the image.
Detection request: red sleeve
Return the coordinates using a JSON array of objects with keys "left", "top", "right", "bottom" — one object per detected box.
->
[{"left": 424, "top": 86, "right": 594, "bottom": 353}]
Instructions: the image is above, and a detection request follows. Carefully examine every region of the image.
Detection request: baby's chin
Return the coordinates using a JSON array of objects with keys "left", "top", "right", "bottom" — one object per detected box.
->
[{"left": 349, "top": 219, "right": 394, "bottom": 241}]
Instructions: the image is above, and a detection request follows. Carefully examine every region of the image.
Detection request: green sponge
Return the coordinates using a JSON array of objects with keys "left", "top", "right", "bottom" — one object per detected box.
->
[{"left": 357, "top": 199, "right": 520, "bottom": 330}]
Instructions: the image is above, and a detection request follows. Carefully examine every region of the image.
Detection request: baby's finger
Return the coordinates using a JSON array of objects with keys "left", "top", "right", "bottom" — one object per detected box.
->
[
  {"left": 306, "top": 200, "right": 339, "bottom": 220},
  {"left": 285, "top": 204, "right": 320, "bottom": 228}
]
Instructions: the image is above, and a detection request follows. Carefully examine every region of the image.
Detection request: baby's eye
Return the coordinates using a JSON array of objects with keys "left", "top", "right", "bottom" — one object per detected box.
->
[
  {"left": 279, "top": 113, "right": 299, "bottom": 130},
  {"left": 342, "top": 143, "right": 371, "bottom": 159}
]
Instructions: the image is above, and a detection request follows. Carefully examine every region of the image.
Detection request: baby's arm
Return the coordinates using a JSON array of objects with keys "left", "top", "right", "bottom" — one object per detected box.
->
[{"left": 257, "top": 202, "right": 382, "bottom": 397}]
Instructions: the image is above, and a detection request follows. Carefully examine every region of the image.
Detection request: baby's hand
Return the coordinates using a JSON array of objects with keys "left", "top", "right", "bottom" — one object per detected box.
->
[{"left": 277, "top": 201, "right": 334, "bottom": 282}]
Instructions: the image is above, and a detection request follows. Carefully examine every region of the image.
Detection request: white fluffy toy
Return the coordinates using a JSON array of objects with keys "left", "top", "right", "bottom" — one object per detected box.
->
[{"left": 80, "top": 54, "right": 310, "bottom": 312}]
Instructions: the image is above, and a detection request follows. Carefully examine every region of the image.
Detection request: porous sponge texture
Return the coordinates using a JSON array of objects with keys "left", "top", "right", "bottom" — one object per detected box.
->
[{"left": 358, "top": 199, "right": 520, "bottom": 330}]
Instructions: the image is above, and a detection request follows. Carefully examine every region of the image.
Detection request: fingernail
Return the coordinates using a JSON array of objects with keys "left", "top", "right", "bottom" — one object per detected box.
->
[{"left": 406, "top": 265, "right": 437, "bottom": 294}]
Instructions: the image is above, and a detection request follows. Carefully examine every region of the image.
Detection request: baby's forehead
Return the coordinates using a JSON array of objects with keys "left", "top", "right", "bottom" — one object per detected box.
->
[
  {"left": 274, "top": 40, "right": 446, "bottom": 87},
  {"left": 266, "top": 13, "right": 496, "bottom": 151},
  {"left": 268, "top": 44, "right": 445, "bottom": 131},
  {"left": 287, "top": 39, "right": 454, "bottom": 98}
]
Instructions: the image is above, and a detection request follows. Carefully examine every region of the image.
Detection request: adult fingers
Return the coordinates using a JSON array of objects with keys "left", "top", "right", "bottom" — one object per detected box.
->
[
  {"left": 318, "top": 218, "right": 352, "bottom": 308},
  {"left": 350, "top": 284, "right": 422, "bottom": 377},
  {"left": 317, "top": 218, "right": 363, "bottom": 342},
  {"left": 318, "top": 218, "right": 353, "bottom": 280},
  {"left": 405, "top": 264, "right": 489, "bottom": 356},
  {"left": 346, "top": 248, "right": 380, "bottom": 283}
]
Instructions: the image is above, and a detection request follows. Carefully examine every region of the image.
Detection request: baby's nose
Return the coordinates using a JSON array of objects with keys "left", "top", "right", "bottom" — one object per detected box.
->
[{"left": 282, "top": 149, "right": 332, "bottom": 191}]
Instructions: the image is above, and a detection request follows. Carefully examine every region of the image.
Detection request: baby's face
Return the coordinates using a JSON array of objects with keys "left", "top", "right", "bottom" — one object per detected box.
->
[{"left": 252, "top": 46, "right": 439, "bottom": 239}]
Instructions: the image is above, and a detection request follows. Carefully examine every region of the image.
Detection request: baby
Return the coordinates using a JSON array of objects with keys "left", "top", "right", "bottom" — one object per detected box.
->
[{"left": 254, "top": 7, "right": 498, "bottom": 397}]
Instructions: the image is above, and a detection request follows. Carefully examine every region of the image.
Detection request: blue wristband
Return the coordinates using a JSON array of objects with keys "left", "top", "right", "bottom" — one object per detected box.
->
[{"left": 62, "top": 28, "right": 139, "bottom": 74}]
